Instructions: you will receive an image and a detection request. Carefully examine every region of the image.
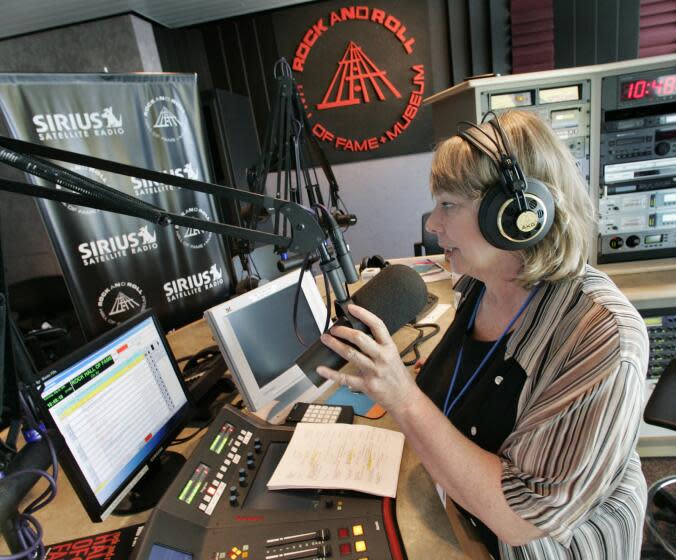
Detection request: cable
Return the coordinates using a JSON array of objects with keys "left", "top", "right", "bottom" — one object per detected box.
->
[
  {"left": 399, "top": 323, "right": 441, "bottom": 366},
  {"left": 292, "top": 252, "right": 314, "bottom": 347},
  {"left": 168, "top": 424, "right": 209, "bottom": 447},
  {"left": 1, "top": 514, "right": 43, "bottom": 560},
  {"left": 0, "top": 428, "right": 58, "bottom": 560},
  {"left": 0, "top": 388, "right": 59, "bottom": 560}
]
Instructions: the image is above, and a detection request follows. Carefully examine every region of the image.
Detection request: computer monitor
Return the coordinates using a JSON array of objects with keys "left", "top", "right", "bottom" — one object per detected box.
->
[
  {"left": 204, "top": 269, "right": 332, "bottom": 423},
  {"left": 31, "top": 310, "right": 192, "bottom": 522}
]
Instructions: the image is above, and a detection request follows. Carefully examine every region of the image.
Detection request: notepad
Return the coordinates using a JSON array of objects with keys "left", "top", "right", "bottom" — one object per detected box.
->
[{"left": 267, "top": 423, "right": 405, "bottom": 498}]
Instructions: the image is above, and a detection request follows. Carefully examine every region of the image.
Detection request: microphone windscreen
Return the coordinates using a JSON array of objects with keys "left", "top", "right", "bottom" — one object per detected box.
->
[{"left": 352, "top": 264, "right": 428, "bottom": 333}]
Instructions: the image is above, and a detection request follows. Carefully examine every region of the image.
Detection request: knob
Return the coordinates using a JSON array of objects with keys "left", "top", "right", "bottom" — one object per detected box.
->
[
  {"left": 239, "top": 476, "right": 248, "bottom": 487},
  {"left": 325, "top": 498, "right": 334, "bottom": 508},
  {"left": 609, "top": 236, "right": 624, "bottom": 249},
  {"left": 247, "top": 458, "right": 256, "bottom": 470},
  {"left": 229, "top": 485, "right": 238, "bottom": 497},
  {"left": 229, "top": 494, "right": 238, "bottom": 506},
  {"left": 254, "top": 438, "right": 262, "bottom": 453},
  {"left": 239, "top": 468, "right": 247, "bottom": 478},
  {"left": 655, "top": 142, "right": 670, "bottom": 156},
  {"left": 626, "top": 235, "right": 640, "bottom": 248}
]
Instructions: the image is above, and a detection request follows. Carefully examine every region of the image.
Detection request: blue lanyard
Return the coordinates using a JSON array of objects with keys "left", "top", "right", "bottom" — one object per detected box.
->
[{"left": 442, "top": 284, "right": 541, "bottom": 417}]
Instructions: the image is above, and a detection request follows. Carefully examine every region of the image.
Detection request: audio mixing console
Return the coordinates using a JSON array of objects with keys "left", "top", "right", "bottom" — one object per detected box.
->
[{"left": 131, "top": 405, "right": 405, "bottom": 560}]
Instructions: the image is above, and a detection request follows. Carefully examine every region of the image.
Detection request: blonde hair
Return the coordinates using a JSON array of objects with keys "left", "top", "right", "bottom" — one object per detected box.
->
[{"left": 430, "top": 110, "right": 594, "bottom": 288}]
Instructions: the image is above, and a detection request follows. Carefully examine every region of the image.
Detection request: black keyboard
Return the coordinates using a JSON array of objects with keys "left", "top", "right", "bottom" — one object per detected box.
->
[{"left": 644, "top": 311, "right": 676, "bottom": 379}]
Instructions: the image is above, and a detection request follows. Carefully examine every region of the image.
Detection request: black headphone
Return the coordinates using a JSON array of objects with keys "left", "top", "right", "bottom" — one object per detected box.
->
[
  {"left": 359, "top": 254, "right": 389, "bottom": 272},
  {"left": 457, "top": 112, "right": 555, "bottom": 251}
]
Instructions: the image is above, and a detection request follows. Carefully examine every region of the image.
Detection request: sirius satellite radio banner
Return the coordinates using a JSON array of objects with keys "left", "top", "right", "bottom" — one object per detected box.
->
[
  {"left": 0, "top": 73, "right": 233, "bottom": 338},
  {"left": 273, "top": 0, "right": 434, "bottom": 164}
]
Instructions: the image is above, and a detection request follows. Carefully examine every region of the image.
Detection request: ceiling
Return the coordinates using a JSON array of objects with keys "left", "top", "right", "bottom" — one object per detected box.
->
[{"left": 0, "top": 0, "right": 314, "bottom": 40}]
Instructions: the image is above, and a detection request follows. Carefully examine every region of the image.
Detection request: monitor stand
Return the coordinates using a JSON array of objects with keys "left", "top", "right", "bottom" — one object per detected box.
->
[
  {"left": 113, "top": 451, "right": 186, "bottom": 515},
  {"left": 251, "top": 372, "right": 332, "bottom": 425}
]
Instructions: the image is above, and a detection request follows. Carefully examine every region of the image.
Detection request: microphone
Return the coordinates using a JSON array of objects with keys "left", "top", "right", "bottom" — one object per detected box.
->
[
  {"left": 325, "top": 214, "right": 359, "bottom": 284},
  {"left": 296, "top": 264, "right": 429, "bottom": 387}
]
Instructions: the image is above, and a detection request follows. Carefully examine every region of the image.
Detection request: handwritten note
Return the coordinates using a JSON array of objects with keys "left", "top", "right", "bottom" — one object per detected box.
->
[{"left": 267, "top": 423, "right": 405, "bottom": 498}]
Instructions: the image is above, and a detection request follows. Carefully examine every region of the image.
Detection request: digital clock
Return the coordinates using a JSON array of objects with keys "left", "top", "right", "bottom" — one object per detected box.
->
[{"left": 620, "top": 73, "right": 676, "bottom": 101}]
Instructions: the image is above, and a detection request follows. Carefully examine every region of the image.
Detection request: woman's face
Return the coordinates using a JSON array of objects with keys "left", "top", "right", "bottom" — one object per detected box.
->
[{"left": 425, "top": 192, "right": 519, "bottom": 282}]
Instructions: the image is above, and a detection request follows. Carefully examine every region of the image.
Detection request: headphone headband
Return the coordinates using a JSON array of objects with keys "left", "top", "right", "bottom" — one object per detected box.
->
[
  {"left": 458, "top": 113, "right": 528, "bottom": 210},
  {"left": 455, "top": 111, "right": 555, "bottom": 251}
]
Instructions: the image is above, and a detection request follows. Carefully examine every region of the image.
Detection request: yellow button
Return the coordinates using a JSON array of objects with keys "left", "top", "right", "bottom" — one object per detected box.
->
[
  {"left": 352, "top": 524, "right": 364, "bottom": 536},
  {"left": 354, "top": 540, "right": 367, "bottom": 553}
]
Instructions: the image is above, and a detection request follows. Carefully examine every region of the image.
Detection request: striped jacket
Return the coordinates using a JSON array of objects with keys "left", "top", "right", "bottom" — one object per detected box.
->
[{"left": 455, "top": 265, "right": 649, "bottom": 559}]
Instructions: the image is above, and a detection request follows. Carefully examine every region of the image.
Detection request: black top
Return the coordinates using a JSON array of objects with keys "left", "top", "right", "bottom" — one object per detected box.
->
[{"left": 416, "top": 280, "right": 528, "bottom": 557}]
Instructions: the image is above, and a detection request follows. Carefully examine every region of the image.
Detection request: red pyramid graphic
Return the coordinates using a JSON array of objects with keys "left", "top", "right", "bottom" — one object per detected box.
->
[{"left": 317, "top": 41, "right": 402, "bottom": 110}]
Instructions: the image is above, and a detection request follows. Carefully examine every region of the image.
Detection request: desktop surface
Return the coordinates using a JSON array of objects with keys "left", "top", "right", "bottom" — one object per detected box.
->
[{"left": 4, "top": 263, "right": 675, "bottom": 559}]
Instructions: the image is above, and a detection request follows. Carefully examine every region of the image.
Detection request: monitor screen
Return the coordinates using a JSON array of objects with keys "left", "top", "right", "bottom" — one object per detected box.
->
[
  {"left": 205, "top": 269, "right": 331, "bottom": 417},
  {"left": 33, "top": 310, "right": 191, "bottom": 521},
  {"left": 227, "top": 283, "right": 319, "bottom": 387}
]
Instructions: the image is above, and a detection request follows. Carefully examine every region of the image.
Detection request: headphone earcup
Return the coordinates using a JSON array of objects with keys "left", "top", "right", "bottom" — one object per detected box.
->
[
  {"left": 366, "top": 254, "right": 388, "bottom": 269},
  {"left": 479, "top": 178, "right": 554, "bottom": 251}
]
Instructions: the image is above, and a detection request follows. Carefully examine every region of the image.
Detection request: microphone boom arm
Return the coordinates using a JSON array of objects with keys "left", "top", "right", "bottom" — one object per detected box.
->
[{"left": 0, "top": 135, "right": 328, "bottom": 255}]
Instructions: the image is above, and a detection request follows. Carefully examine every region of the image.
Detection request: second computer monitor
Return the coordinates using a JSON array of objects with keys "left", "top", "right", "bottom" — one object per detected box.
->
[
  {"left": 32, "top": 310, "right": 192, "bottom": 522},
  {"left": 205, "top": 269, "right": 331, "bottom": 420}
]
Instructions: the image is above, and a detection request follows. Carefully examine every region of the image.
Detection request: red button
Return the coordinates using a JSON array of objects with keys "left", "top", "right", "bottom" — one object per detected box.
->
[
  {"left": 339, "top": 543, "right": 351, "bottom": 556},
  {"left": 338, "top": 528, "right": 349, "bottom": 539}
]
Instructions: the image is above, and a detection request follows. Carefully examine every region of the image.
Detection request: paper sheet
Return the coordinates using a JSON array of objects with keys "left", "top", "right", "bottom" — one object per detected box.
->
[
  {"left": 267, "top": 423, "right": 405, "bottom": 498},
  {"left": 406, "top": 259, "right": 454, "bottom": 284}
]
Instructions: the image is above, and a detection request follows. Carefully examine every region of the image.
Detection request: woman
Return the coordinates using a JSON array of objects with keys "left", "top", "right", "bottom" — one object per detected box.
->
[{"left": 317, "top": 110, "right": 649, "bottom": 559}]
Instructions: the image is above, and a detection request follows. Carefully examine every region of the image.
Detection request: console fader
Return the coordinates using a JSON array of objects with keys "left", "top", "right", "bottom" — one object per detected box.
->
[{"left": 131, "top": 405, "right": 404, "bottom": 560}]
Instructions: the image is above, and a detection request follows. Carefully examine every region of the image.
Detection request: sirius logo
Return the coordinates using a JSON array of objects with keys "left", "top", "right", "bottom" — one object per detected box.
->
[
  {"left": 163, "top": 264, "right": 224, "bottom": 302},
  {"left": 32, "top": 107, "right": 125, "bottom": 141},
  {"left": 130, "top": 162, "right": 199, "bottom": 197},
  {"left": 78, "top": 225, "right": 158, "bottom": 266}
]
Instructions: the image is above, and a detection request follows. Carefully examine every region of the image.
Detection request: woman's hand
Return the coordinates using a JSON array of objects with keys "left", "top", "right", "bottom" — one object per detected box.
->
[{"left": 316, "top": 303, "right": 418, "bottom": 413}]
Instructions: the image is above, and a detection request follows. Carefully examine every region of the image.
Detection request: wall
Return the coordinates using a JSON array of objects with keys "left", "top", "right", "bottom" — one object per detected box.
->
[
  {"left": 334, "top": 152, "right": 435, "bottom": 263},
  {"left": 153, "top": 0, "right": 455, "bottom": 266},
  {"left": 0, "top": 2, "right": 646, "bottom": 284},
  {"left": 0, "top": 14, "right": 162, "bottom": 286}
]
